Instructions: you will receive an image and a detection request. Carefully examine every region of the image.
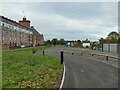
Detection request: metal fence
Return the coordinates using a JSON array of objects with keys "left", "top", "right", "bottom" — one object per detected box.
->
[{"left": 103, "top": 44, "right": 118, "bottom": 53}]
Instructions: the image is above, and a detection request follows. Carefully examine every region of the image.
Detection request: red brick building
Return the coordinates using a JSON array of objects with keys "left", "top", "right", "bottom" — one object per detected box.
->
[
  {"left": 0, "top": 16, "right": 44, "bottom": 50},
  {"left": 31, "top": 26, "right": 44, "bottom": 46},
  {"left": 19, "top": 17, "right": 30, "bottom": 28}
]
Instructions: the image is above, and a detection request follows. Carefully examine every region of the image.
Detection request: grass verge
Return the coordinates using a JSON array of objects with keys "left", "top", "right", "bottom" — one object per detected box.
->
[{"left": 2, "top": 45, "right": 63, "bottom": 88}]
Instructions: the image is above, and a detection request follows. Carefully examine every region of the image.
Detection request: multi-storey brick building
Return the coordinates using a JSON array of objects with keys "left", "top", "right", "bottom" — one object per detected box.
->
[
  {"left": 0, "top": 16, "right": 44, "bottom": 50},
  {"left": 31, "top": 26, "right": 44, "bottom": 46}
]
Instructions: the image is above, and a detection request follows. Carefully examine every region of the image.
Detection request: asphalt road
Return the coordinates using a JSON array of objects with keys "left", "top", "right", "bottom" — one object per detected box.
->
[{"left": 41, "top": 46, "right": 118, "bottom": 88}]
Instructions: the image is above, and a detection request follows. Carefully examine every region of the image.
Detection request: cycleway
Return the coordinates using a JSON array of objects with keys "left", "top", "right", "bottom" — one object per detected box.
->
[{"left": 42, "top": 46, "right": 118, "bottom": 88}]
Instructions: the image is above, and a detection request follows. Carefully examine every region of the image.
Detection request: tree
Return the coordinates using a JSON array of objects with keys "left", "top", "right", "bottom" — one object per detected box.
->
[
  {"left": 59, "top": 38, "right": 65, "bottom": 45},
  {"left": 46, "top": 40, "right": 51, "bottom": 45},
  {"left": 77, "top": 40, "right": 81, "bottom": 43},
  {"left": 74, "top": 40, "right": 82, "bottom": 47},
  {"left": 77, "top": 40, "right": 82, "bottom": 46},
  {"left": 99, "top": 38, "right": 110, "bottom": 44},
  {"left": 107, "top": 31, "right": 119, "bottom": 40},
  {"left": 51, "top": 38, "right": 58, "bottom": 45},
  {"left": 99, "top": 31, "right": 119, "bottom": 44},
  {"left": 107, "top": 31, "right": 119, "bottom": 43},
  {"left": 99, "top": 38, "right": 104, "bottom": 44}
]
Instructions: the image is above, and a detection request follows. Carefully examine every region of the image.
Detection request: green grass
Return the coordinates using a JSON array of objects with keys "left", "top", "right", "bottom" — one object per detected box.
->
[{"left": 2, "top": 45, "right": 63, "bottom": 88}]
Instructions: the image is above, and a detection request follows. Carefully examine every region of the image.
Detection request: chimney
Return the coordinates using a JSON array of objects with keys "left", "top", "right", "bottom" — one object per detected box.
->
[
  {"left": 19, "top": 17, "right": 31, "bottom": 28},
  {"left": 31, "top": 26, "right": 34, "bottom": 28}
]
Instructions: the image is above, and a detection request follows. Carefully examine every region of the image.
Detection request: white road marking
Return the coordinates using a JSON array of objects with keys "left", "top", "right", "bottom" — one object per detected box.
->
[{"left": 59, "top": 62, "right": 66, "bottom": 90}]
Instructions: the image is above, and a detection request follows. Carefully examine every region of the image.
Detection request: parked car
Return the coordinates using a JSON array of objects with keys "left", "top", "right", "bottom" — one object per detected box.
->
[{"left": 21, "top": 45, "right": 25, "bottom": 48}]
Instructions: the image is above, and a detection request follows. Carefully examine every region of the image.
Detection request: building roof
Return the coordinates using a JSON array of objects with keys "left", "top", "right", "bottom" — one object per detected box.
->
[
  {"left": 0, "top": 15, "right": 32, "bottom": 30},
  {"left": 19, "top": 17, "right": 30, "bottom": 23},
  {"left": 31, "top": 26, "right": 41, "bottom": 36},
  {"left": 0, "top": 15, "right": 43, "bottom": 37}
]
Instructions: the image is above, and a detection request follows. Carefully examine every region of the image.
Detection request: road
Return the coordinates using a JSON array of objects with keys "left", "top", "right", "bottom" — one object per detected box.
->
[{"left": 40, "top": 46, "right": 118, "bottom": 88}]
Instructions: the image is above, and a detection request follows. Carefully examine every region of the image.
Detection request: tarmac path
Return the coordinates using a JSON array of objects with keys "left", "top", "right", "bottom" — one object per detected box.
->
[{"left": 40, "top": 46, "right": 118, "bottom": 88}]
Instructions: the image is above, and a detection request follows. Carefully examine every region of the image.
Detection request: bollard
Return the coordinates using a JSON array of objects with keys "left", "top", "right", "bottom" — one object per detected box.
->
[
  {"left": 60, "top": 50, "right": 64, "bottom": 64},
  {"left": 106, "top": 55, "right": 108, "bottom": 61},
  {"left": 72, "top": 52, "right": 74, "bottom": 55},
  {"left": 43, "top": 50, "right": 45, "bottom": 55},
  {"left": 32, "top": 49, "right": 35, "bottom": 54},
  {"left": 102, "top": 44, "right": 103, "bottom": 52},
  {"left": 92, "top": 53, "right": 94, "bottom": 56},
  {"left": 80, "top": 52, "right": 82, "bottom": 56}
]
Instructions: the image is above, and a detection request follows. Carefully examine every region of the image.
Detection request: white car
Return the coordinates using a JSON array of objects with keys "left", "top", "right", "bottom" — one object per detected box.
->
[{"left": 21, "top": 45, "right": 25, "bottom": 48}]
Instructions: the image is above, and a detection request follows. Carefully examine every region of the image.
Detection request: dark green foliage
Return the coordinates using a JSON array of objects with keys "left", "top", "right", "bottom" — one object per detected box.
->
[
  {"left": 51, "top": 38, "right": 58, "bottom": 45},
  {"left": 59, "top": 39, "right": 65, "bottom": 45},
  {"left": 99, "top": 31, "right": 119, "bottom": 44}
]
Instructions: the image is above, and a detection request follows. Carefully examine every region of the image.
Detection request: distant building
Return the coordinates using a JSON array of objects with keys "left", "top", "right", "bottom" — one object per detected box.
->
[
  {"left": 67, "top": 42, "right": 71, "bottom": 47},
  {"left": 31, "top": 26, "right": 44, "bottom": 46},
  {"left": 82, "top": 39, "right": 91, "bottom": 48},
  {"left": 91, "top": 41, "right": 100, "bottom": 50},
  {"left": 0, "top": 15, "right": 44, "bottom": 50}
]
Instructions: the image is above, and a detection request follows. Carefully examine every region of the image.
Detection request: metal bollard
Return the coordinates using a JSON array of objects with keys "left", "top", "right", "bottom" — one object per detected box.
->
[
  {"left": 43, "top": 50, "right": 45, "bottom": 55},
  {"left": 80, "top": 52, "right": 82, "bottom": 56},
  {"left": 60, "top": 50, "right": 64, "bottom": 64},
  {"left": 92, "top": 53, "right": 94, "bottom": 56},
  {"left": 72, "top": 52, "right": 74, "bottom": 55},
  {"left": 106, "top": 55, "right": 108, "bottom": 61}
]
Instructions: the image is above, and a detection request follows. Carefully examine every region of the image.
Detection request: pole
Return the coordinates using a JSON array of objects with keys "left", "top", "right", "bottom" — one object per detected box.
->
[
  {"left": 80, "top": 52, "right": 82, "bottom": 56},
  {"left": 102, "top": 43, "right": 103, "bottom": 52},
  {"left": 106, "top": 55, "right": 108, "bottom": 61},
  {"left": 108, "top": 44, "right": 110, "bottom": 52},
  {"left": 43, "top": 50, "right": 44, "bottom": 55},
  {"left": 60, "top": 50, "right": 64, "bottom": 64}
]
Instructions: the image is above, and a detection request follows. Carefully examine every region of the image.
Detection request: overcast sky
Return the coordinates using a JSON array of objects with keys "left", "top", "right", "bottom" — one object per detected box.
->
[{"left": 0, "top": 2, "right": 118, "bottom": 41}]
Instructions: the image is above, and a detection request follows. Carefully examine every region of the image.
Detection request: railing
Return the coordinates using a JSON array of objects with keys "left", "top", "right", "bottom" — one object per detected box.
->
[
  {"left": 91, "top": 53, "right": 119, "bottom": 61},
  {"left": 42, "top": 50, "right": 119, "bottom": 65}
]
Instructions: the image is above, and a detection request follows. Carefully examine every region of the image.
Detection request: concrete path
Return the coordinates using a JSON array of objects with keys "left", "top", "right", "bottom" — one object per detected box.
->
[{"left": 40, "top": 46, "right": 118, "bottom": 88}]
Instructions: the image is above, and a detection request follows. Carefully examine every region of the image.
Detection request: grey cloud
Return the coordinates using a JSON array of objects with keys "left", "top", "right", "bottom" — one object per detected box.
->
[{"left": 1, "top": 2, "right": 118, "bottom": 41}]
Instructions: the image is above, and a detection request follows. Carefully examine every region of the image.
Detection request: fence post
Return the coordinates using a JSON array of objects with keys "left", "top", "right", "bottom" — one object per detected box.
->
[
  {"left": 43, "top": 50, "right": 45, "bottom": 55},
  {"left": 108, "top": 44, "right": 110, "bottom": 52},
  {"left": 72, "top": 52, "right": 74, "bottom": 55},
  {"left": 80, "top": 52, "right": 82, "bottom": 56},
  {"left": 92, "top": 53, "right": 94, "bottom": 56},
  {"left": 60, "top": 50, "right": 64, "bottom": 64},
  {"left": 102, "top": 44, "right": 103, "bottom": 52},
  {"left": 106, "top": 55, "right": 108, "bottom": 61}
]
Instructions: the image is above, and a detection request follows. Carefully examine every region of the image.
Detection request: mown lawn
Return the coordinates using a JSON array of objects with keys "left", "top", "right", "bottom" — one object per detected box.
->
[{"left": 2, "top": 46, "right": 63, "bottom": 88}]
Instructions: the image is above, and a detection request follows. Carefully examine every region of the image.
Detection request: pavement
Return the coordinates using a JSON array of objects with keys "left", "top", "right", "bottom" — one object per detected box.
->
[{"left": 39, "top": 46, "right": 118, "bottom": 88}]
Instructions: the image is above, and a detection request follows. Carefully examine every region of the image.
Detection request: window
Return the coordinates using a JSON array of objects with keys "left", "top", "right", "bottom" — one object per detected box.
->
[
  {"left": 30, "top": 32, "right": 33, "bottom": 35},
  {"left": 0, "top": 21, "right": 1, "bottom": 26},
  {"left": 6, "top": 31, "right": 9, "bottom": 35},
  {"left": 2, "top": 30, "right": 4, "bottom": 35},
  {"left": 12, "top": 26, "right": 14, "bottom": 30},
  {"left": 4, "top": 23, "right": 7, "bottom": 27},
  {"left": 10, "top": 37, "right": 11, "bottom": 40},
  {"left": 16, "top": 27, "right": 19, "bottom": 31},
  {"left": 2, "top": 23, "right": 4, "bottom": 27},
  {"left": 6, "top": 37, "right": 8, "bottom": 40},
  {"left": 9, "top": 25, "right": 11, "bottom": 29},
  {"left": 2, "top": 36, "right": 4, "bottom": 41}
]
